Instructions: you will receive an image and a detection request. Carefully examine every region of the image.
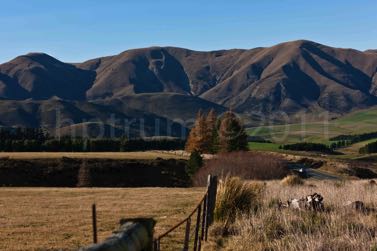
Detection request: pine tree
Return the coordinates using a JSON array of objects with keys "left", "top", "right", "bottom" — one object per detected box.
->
[
  {"left": 206, "top": 109, "right": 219, "bottom": 153},
  {"left": 186, "top": 150, "right": 203, "bottom": 176},
  {"left": 218, "top": 111, "right": 248, "bottom": 152},
  {"left": 185, "top": 110, "right": 209, "bottom": 153}
]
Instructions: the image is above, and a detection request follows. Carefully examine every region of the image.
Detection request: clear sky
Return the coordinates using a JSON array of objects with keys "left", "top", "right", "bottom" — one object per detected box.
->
[{"left": 0, "top": 0, "right": 376, "bottom": 63}]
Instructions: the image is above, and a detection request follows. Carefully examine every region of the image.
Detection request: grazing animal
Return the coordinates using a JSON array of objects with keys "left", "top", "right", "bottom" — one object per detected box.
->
[
  {"left": 279, "top": 193, "right": 324, "bottom": 212},
  {"left": 343, "top": 200, "right": 376, "bottom": 214}
]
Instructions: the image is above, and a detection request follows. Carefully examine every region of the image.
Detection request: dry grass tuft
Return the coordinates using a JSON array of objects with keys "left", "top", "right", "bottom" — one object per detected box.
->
[
  {"left": 215, "top": 177, "right": 265, "bottom": 227},
  {"left": 281, "top": 175, "right": 304, "bottom": 186},
  {"left": 207, "top": 180, "right": 377, "bottom": 251}
]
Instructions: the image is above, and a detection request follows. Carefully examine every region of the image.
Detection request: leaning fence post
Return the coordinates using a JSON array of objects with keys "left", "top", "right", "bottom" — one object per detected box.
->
[
  {"left": 153, "top": 239, "right": 160, "bottom": 251},
  {"left": 183, "top": 217, "right": 191, "bottom": 251},
  {"left": 205, "top": 175, "right": 218, "bottom": 241},
  {"left": 201, "top": 194, "right": 207, "bottom": 242},
  {"left": 92, "top": 204, "right": 98, "bottom": 244},
  {"left": 193, "top": 203, "right": 202, "bottom": 251}
]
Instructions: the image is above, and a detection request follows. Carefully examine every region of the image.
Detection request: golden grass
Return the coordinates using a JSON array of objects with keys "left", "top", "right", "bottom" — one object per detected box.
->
[
  {"left": 281, "top": 175, "right": 304, "bottom": 186},
  {"left": 0, "top": 187, "right": 205, "bottom": 251},
  {"left": 0, "top": 151, "right": 188, "bottom": 160},
  {"left": 208, "top": 180, "right": 377, "bottom": 251},
  {"left": 3, "top": 180, "right": 377, "bottom": 251}
]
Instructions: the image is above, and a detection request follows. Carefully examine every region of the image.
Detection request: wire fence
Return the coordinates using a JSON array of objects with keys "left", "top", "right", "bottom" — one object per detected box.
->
[{"left": 153, "top": 175, "right": 218, "bottom": 251}]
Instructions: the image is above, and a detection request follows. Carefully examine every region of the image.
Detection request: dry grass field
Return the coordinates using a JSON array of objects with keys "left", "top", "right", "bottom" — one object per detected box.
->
[
  {"left": 2, "top": 180, "right": 377, "bottom": 251},
  {"left": 0, "top": 187, "right": 205, "bottom": 251},
  {"left": 0, "top": 151, "right": 187, "bottom": 160},
  {"left": 208, "top": 180, "right": 377, "bottom": 251}
]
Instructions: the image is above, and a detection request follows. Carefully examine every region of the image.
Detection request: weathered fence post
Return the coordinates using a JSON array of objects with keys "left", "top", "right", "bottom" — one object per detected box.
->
[
  {"left": 193, "top": 203, "right": 202, "bottom": 251},
  {"left": 92, "top": 204, "right": 98, "bottom": 244},
  {"left": 153, "top": 238, "right": 160, "bottom": 251},
  {"left": 205, "top": 175, "right": 217, "bottom": 241},
  {"left": 201, "top": 194, "right": 207, "bottom": 242},
  {"left": 183, "top": 217, "right": 191, "bottom": 251}
]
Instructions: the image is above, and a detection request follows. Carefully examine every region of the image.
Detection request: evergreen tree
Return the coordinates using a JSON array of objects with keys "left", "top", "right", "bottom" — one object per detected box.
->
[
  {"left": 206, "top": 109, "right": 219, "bottom": 153},
  {"left": 186, "top": 150, "right": 203, "bottom": 176},
  {"left": 218, "top": 111, "right": 248, "bottom": 152},
  {"left": 185, "top": 110, "right": 209, "bottom": 153}
]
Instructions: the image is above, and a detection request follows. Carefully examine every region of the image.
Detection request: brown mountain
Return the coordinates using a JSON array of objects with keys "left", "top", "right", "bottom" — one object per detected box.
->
[{"left": 1, "top": 40, "right": 377, "bottom": 136}]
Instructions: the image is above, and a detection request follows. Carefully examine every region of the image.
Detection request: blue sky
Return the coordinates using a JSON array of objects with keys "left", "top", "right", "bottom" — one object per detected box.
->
[{"left": 0, "top": 0, "right": 376, "bottom": 63}]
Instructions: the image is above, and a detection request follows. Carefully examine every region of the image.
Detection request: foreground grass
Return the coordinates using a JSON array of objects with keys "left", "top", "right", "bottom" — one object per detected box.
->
[
  {"left": 207, "top": 180, "right": 377, "bottom": 251},
  {"left": 0, "top": 151, "right": 187, "bottom": 160},
  {"left": 0, "top": 187, "right": 204, "bottom": 251}
]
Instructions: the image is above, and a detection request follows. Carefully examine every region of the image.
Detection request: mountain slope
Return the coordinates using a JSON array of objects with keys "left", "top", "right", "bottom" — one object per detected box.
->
[
  {"left": 0, "top": 53, "right": 95, "bottom": 100},
  {"left": 1, "top": 40, "right": 377, "bottom": 135}
]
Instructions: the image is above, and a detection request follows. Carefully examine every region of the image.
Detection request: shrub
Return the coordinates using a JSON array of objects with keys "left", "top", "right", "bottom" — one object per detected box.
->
[
  {"left": 359, "top": 140, "right": 377, "bottom": 154},
  {"left": 193, "top": 151, "right": 288, "bottom": 186},
  {"left": 215, "top": 176, "right": 265, "bottom": 225},
  {"left": 281, "top": 175, "right": 304, "bottom": 186},
  {"left": 186, "top": 150, "right": 203, "bottom": 176}
]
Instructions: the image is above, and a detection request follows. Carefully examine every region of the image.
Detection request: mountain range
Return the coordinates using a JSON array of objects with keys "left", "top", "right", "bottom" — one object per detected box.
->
[{"left": 1, "top": 40, "right": 377, "bottom": 137}]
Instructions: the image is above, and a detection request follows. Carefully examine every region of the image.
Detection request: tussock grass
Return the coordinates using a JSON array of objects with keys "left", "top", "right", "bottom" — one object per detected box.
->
[
  {"left": 281, "top": 175, "right": 304, "bottom": 186},
  {"left": 208, "top": 180, "right": 377, "bottom": 251},
  {"left": 215, "top": 177, "right": 265, "bottom": 231}
]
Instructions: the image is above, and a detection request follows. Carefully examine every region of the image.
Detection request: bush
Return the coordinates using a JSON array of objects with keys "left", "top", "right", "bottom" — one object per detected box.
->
[
  {"left": 359, "top": 140, "right": 377, "bottom": 154},
  {"left": 193, "top": 151, "right": 288, "bottom": 186},
  {"left": 281, "top": 175, "right": 304, "bottom": 186},
  {"left": 215, "top": 176, "right": 265, "bottom": 225},
  {"left": 186, "top": 150, "right": 203, "bottom": 176}
]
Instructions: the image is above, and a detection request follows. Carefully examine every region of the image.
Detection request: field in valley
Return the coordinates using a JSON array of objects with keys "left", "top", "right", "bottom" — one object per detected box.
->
[
  {"left": 248, "top": 106, "right": 377, "bottom": 144},
  {"left": 0, "top": 187, "right": 205, "bottom": 251},
  {"left": 2, "top": 180, "right": 377, "bottom": 251},
  {"left": 247, "top": 106, "right": 377, "bottom": 159}
]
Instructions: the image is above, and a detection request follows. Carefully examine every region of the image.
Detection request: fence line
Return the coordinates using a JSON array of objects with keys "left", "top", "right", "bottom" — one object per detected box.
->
[{"left": 153, "top": 175, "right": 218, "bottom": 251}]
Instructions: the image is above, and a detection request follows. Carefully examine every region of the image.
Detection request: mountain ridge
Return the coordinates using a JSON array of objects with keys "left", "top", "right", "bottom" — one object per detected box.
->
[{"left": 1, "top": 40, "right": 377, "bottom": 136}]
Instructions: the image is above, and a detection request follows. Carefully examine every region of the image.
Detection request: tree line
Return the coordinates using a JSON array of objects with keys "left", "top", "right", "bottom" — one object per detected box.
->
[
  {"left": 280, "top": 142, "right": 335, "bottom": 154},
  {"left": 359, "top": 141, "right": 377, "bottom": 154},
  {"left": 330, "top": 131, "right": 377, "bottom": 145},
  {"left": 0, "top": 128, "right": 185, "bottom": 152}
]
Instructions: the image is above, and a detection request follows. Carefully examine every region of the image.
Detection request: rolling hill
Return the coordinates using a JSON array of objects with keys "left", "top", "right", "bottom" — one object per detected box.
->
[{"left": 1, "top": 40, "right": 377, "bottom": 137}]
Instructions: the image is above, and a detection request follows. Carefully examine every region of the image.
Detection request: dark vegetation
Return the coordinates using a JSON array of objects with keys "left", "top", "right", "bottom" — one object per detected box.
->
[
  {"left": 186, "top": 150, "right": 203, "bottom": 177},
  {"left": 247, "top": 136, "right": 272, "bottom": 143},
  {"left": 0, "top": 128, "right": 185, "bottom": 152},
  {"left": 330, "top": 131, "right": 377, "bottom": 144},
  {"left": 0, "top": 157, "right": 190, "bottom": 187},
  {"left": 280, "top": 143, "right": 335, "bottom": 154},
  {"left": 329, "top": 140, "right": 351, "bottom": 150},
  {"left": 359, "top": 141, "right": 377, "bottom": 154},
  {"left": 193, "top": 151, "right": 288, "bottom": 186}
]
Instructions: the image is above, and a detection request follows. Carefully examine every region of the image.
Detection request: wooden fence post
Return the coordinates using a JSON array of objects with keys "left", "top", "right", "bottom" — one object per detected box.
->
[
  {"left": 205, "top": 175, "right": 218, "bottom": 241},
  {"left": 201, "top": 194, "right": 207, "bottom": 242},
  {"left": 183, "top": 217, "right": 191, "bottom": 251},
  {"left": 92, "top": 204, "right": 98, "bottom": 244},
  {"left": 153, "top": 239, "right": 160, "bottom": 251},
  {"left": 193, "top": 203, "right": 202, "bottom": 251}
]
